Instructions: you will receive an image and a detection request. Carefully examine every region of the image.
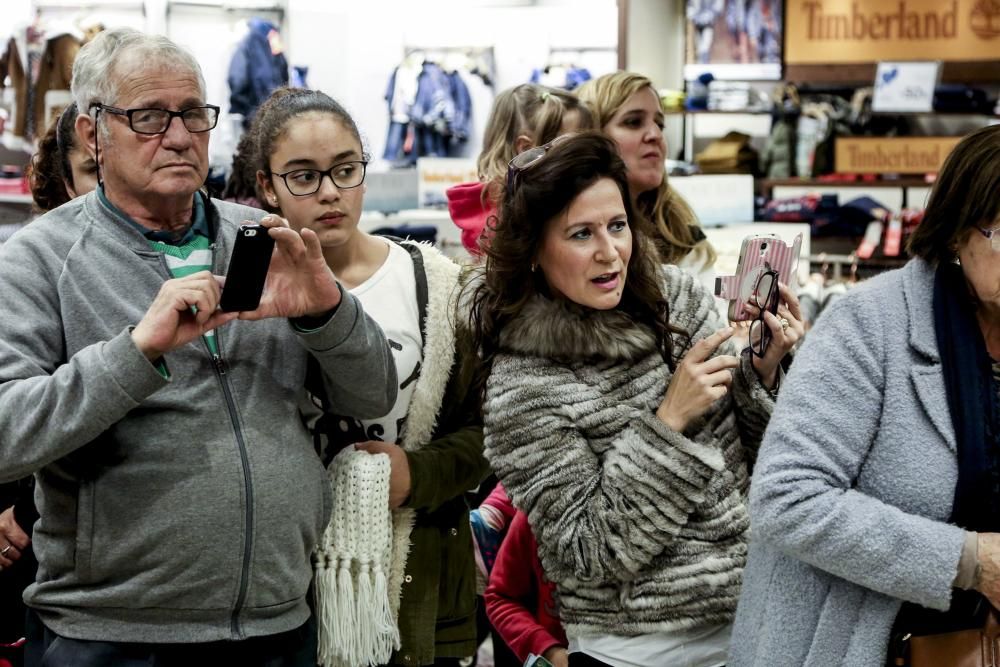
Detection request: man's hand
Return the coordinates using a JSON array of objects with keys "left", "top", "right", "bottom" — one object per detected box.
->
[
  {"left": 355, "top": 441, "right": 411, "bottom": 509},
  {"left": 0, "top": 506, "right": 30, "bottom": 571},
  {"left": 237, "top": 215, "right": 342, "bottom": 321},
  {"left": 132, "top": 271, "right": 237, "bottom": 360}
]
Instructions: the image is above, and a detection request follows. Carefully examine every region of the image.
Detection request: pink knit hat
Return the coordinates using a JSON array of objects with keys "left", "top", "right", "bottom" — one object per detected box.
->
[{"left": 446, "top": 181, "right": 495, "bottom": 255}]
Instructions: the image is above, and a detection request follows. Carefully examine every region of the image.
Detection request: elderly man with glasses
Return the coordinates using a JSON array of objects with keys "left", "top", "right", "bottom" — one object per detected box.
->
[{"left": 0, "top": 28, "right": 397, "bottom": 667}]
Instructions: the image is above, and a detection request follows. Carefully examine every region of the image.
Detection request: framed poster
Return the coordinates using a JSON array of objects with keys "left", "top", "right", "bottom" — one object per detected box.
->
[{"left": 685, "top": 0, "right": 783, "bottom": 81}]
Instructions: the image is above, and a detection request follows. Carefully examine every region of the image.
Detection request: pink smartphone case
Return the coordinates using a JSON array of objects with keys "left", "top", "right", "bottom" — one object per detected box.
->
[{"left": 716, "top": 233, "right": 802, "bottom": 322}]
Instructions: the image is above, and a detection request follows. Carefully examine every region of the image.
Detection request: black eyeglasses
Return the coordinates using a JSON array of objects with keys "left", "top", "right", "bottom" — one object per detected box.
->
[
  {"left": 506, "top": 134, "right": 572, "bottom": 193},
  {"left": 270, "top": 161, "right": 368, "bottom": 197},
  {"left": 749, "top": 269, "right": 779, "bottom": 358},
  {"left": 90, "top": 103, "right": 220, "bottom": 135}
]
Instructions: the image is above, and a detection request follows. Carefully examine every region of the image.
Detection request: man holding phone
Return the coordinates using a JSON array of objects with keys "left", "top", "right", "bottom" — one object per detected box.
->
[{"left": 0, "top": 28, "right": 396, "bottom": 666}]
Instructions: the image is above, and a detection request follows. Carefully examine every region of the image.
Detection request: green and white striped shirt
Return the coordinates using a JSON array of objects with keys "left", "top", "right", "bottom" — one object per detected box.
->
[{"left": 99, "top": 187, "right": 219, "bottom": 356}]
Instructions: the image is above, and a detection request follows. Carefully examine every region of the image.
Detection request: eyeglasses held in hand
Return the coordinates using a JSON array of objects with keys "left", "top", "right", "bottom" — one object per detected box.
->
[
  {"left": 270, "top": 161, "right": 368, "bottom": 197},
  {"left": 90, "top": 103, "right": 220, "bottom": 135},
  {"left": 749, "top": 269, "right": 780, "bottom": 358}
]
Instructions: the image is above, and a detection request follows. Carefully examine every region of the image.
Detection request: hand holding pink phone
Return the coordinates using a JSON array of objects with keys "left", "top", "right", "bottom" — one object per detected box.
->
[{"left": 715, "top": 233, "right": 802, "bottom": 322}]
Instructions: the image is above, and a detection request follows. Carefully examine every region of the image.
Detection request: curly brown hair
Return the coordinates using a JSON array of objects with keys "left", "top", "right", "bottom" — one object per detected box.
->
[
  {"left": 27, "top": 103, "right": 80, "bottom": 213},
  {"left": 468, "top": 131, "right": 686, "bottom": 397}
]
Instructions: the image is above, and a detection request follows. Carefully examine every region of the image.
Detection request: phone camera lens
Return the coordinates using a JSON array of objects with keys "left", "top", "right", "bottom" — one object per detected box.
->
[{"left": 245, "top": 229, "right": 257, "bottom": 237}]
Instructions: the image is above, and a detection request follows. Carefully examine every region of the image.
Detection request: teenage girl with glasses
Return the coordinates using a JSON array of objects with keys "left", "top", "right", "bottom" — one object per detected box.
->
[{"left": 248, "top": 87, "right": 489, "bottom": 667}]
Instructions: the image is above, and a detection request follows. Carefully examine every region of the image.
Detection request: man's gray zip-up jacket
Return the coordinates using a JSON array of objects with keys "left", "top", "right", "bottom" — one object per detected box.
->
[{"left": 0, "top": 191, "right": 397, "bottom": 643}]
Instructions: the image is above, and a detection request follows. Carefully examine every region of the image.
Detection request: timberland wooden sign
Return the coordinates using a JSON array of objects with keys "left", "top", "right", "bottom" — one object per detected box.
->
[
  {"left": 835, "top": 137, "right": 961, "bottom": 174},
  {"left": 787, "top": 0, "right": 1000, "bottom": 64}
]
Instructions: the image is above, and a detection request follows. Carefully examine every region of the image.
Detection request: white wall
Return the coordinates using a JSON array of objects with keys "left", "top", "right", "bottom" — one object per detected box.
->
[
  {"left": 625, "top": 0, "right": 686, "bottom": 159},
  {"left": 285, "top": 0, "right": 618, "bottom": 168},
  {"left": 7, "top": 0, "right": 619, "bottom": 169}
]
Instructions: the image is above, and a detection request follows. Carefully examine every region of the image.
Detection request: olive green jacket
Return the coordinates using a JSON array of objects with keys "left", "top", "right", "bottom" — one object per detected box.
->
[{"left": 390, "top": 242, "right": 488, "bottom": 666}]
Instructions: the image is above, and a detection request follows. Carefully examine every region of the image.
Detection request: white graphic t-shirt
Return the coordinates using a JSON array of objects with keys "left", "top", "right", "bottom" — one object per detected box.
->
[{"left": 316, "top": 240, "right": 423, "bottom": 463}]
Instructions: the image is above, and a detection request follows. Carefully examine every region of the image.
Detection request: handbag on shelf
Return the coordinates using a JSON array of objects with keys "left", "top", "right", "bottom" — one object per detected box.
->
[{"left": 895, "top": 607, "right": 1000, "bottom": 667}]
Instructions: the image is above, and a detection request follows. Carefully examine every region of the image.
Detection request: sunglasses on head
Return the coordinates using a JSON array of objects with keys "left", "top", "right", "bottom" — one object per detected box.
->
[{"left": 505, "top": 134, "right": 573, "bottom": 193}]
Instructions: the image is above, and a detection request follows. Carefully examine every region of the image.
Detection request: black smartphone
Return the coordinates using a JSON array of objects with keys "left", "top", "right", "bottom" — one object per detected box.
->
[{"left": 220, "top": 224, "right": 275, "bottom": 312}]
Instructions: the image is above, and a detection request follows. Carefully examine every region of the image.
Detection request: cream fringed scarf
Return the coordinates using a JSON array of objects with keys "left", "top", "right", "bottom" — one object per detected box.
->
[
  {"left": 315, "top": 447, "right": 399, "bottom": 667},
  {"left": 315, "top": 242, "right": 463, "bottom": 667}
]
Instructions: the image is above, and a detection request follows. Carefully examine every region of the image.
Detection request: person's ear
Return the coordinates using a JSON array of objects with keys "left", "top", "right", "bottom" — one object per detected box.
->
[
  {"left": 256, "top": 170, "right": 279, "bottom": 208},
  {"left": 64, "top": 178, "right": 78, "bottom": 199},
  {"left": 514, "top": 134, "right": 534, "bottom": 155},
  {"left": 75, "top": 113, "right": 97, "bottom": 161}
]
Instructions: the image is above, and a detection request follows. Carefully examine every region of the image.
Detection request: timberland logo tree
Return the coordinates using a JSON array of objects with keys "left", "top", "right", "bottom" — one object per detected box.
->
[{"left": 971, "top": 0, "right": 1000, "bottom": 39}]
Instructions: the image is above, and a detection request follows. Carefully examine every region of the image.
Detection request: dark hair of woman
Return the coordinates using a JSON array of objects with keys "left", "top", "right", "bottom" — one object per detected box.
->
[
  {"left": 246, "top": 86, "right": 366, "bottom": 212},
  {"left": 908, "top": 124, "right": 1000, "bottom": 265},
  {"left": 27, "top": 102, "right": 79, "bottom": 213},
  {"left": 221, "top": 130, "right": 262, "bottom": 206},
  {"left": 468, "top": 131, "right": 685, "bottom": 398}
]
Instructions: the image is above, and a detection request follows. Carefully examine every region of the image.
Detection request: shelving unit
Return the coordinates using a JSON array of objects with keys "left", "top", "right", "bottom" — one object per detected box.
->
[{"left": 0, "top": 193, "right": 32, "bottom": 205}]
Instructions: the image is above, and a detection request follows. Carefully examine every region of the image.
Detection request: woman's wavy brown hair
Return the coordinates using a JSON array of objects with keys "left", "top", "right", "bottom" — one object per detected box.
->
[
  {"left": 27, "top": 103, "right": 79, "bottom": 213},
  {"left": 468, "top": 131, "right": 685, "bottom": 397}
]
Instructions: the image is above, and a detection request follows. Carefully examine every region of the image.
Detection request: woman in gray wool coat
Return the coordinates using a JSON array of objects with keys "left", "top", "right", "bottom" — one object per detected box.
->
[
  {"left": 468, "top": 131, "right": 802, "bottom": 667},
  {"left": 730, "top": 125, "right": 1000, "bottom": 666}
]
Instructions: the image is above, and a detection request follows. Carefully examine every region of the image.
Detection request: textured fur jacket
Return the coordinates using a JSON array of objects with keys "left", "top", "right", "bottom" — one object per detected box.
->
[{"left": 483, "top": 265, "right": 776, "bottom": 638}]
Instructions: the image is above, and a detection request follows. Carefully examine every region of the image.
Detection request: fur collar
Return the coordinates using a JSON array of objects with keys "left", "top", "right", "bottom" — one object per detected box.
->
[{"left": 500, "top": 296, "right": 657, "bottom": 362}]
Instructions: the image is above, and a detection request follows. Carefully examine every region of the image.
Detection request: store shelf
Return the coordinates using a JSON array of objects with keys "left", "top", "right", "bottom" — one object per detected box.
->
[
  {"left": 762, "top": 177, "right": 932, "bottom": 189},
  {"left": 0, "top": 133, "right": 32, "bottom": 154},
  {"left": 786, "top": 60, "right": 1000, "bottom": 85},
  {"left": 666, "top": 109, "right": 773, "bottom": 115},
  {"left": 0, "top": 193, "right": 32, "bottom": 205},
  {"left": 870, "top": 111, "right": 1000, "bottom": 117}
]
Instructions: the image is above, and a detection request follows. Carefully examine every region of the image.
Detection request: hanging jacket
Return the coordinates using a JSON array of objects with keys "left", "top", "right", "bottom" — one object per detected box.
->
[
  {"left": 411, "top": 62, "right": 454, "bottom": 133},
  {"left": 0, "top": 26, "right": 81, "bottom": 140},
  {"left": 227, "top": 18, "right": 288, "bottom": 121},
  {"left": 447, "top": 71, "right": 472, "bottom": 141}
]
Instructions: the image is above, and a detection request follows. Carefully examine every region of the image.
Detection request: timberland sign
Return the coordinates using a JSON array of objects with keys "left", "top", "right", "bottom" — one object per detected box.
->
[
  {"left": 835, "top": 137, "right": 961, "bottom": 174},
  {"left": 787, "top": 0, "right": 1000, "bottom": 64}
]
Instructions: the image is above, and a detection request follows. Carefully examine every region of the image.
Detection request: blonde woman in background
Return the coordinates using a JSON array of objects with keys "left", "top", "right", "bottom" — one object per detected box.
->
[
  {"left": 578, "top": 72, "right": 717, "bottom": 289},
  {"left": 447, "top": 83, "right": 593, "bottom": 257}
]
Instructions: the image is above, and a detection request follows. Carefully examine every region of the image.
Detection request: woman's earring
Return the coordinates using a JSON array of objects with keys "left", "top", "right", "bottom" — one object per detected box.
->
[{"left": 531, "top": 263, "right": 538, "bottom": 272}]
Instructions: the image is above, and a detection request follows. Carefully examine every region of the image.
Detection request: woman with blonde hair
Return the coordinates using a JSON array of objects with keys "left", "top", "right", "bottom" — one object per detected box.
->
[
  {"left": 447, "top": 83, "right": 592, "bottom": 256},
  {"left": 577, "top": 71, "right": 717, "bottom": 284}
]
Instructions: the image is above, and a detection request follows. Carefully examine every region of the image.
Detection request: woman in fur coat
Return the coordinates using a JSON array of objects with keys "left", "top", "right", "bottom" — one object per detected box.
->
[{"left": 468, "top": 132, "right": 802, "bottom": 667}]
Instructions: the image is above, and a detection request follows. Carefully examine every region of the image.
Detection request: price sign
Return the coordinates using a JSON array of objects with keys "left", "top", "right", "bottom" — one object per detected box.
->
[{"left": 872, "top": 61, "right": 940, "bottom": 113}]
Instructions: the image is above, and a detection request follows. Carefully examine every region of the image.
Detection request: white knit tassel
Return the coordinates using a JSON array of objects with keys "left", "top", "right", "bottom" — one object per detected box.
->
[
  {"left": 315, "top": 558, "right": 339, "bottom": 667},
  {"left": 372, "top": 563, "right": 399, "bottom": 662},
  {"left": 314, "top": 450, "right": 399, "bottom": 667}
]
